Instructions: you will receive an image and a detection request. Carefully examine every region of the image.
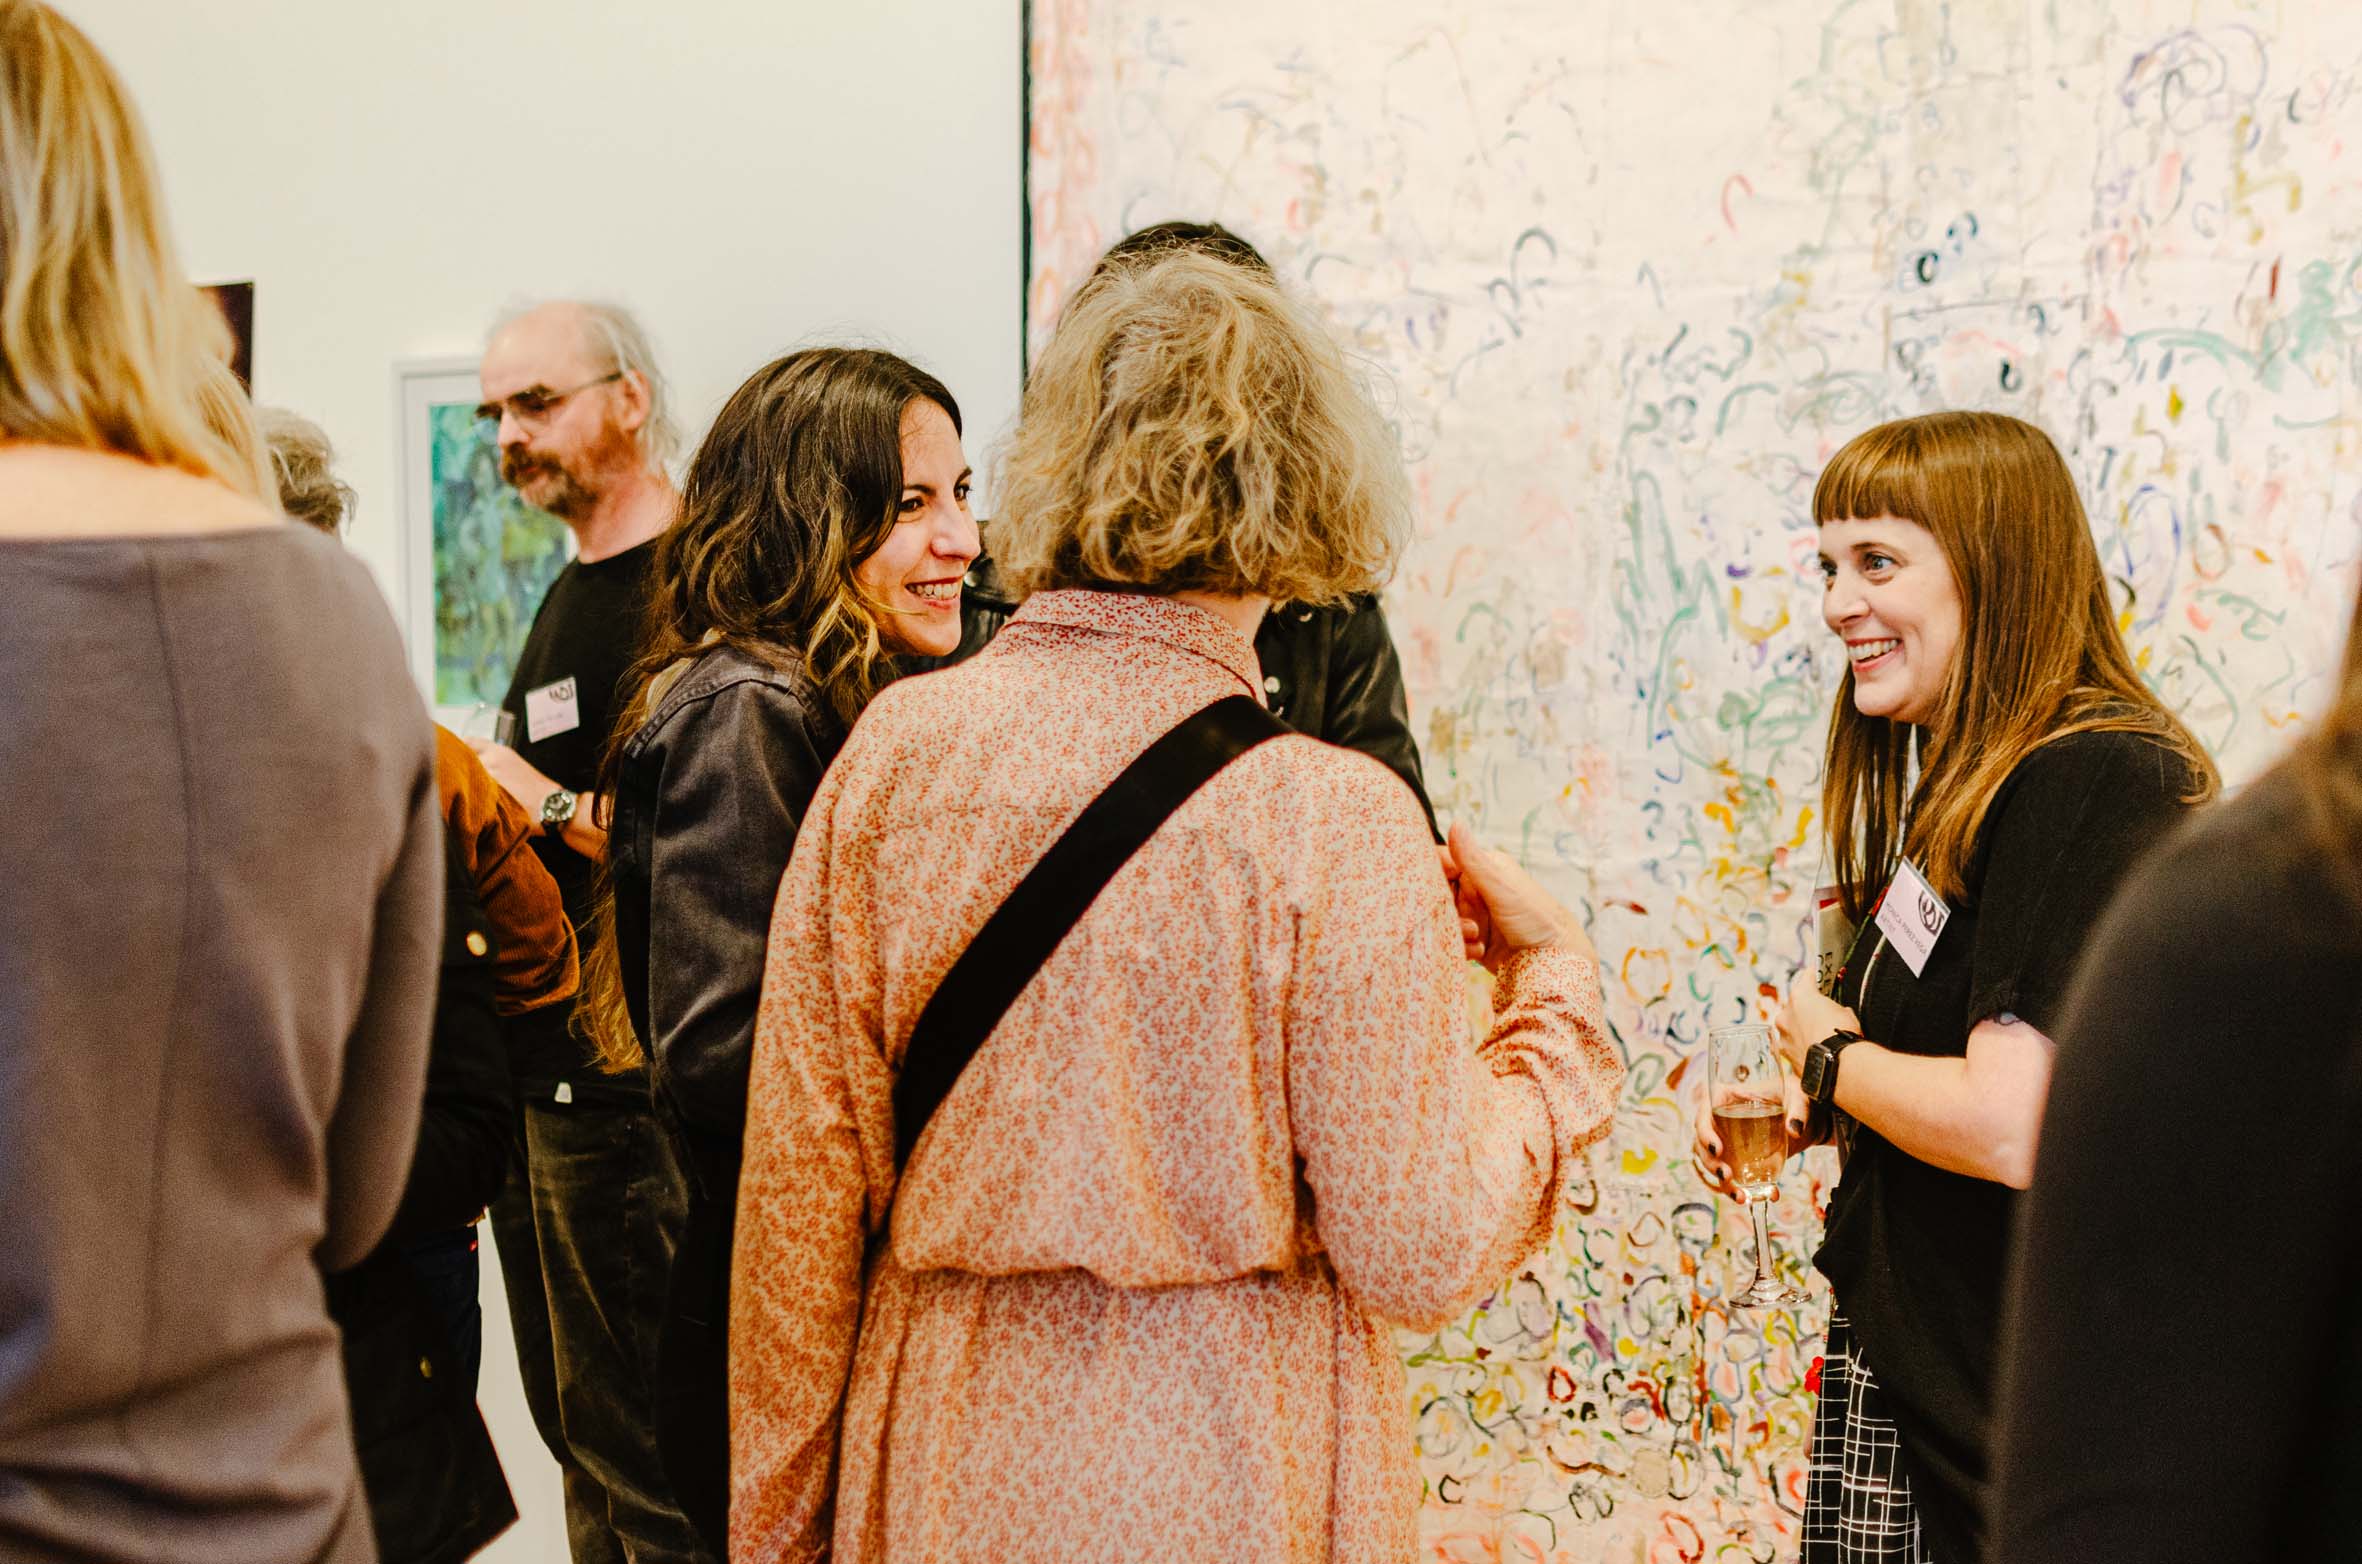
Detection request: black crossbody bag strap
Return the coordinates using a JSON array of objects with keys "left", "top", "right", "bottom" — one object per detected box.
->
[{"left": 891, "top": 693, "right": 1286, "bottom": 1166}]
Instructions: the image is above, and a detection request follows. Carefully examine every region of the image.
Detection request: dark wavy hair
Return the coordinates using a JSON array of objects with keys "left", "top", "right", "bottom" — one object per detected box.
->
[
  {"left": 579, "top": 346, "right": 960, "bottom": 1072},
  {"left": 1097, "top": 219, "right": 1272, "bottom": 278},
  {"left": 630, "top": 346, "right": 960, "bottom": 728}
]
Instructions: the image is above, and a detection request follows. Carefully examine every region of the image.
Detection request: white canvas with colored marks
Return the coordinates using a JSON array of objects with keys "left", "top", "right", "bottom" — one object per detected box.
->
[{"left": 1028, "top": 2, "right": 2362, "bottom": 1558}]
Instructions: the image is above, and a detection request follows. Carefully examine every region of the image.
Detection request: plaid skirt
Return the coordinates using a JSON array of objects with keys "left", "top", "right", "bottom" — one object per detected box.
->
[{"left": 1800, "top": 1314, "right": 1934, "bottom": 1564}]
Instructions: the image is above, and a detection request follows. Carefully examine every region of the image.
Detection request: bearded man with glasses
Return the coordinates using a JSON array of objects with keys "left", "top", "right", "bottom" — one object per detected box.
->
[{"left": 468, "top": 300, "right": 709, "bottom": 1562}]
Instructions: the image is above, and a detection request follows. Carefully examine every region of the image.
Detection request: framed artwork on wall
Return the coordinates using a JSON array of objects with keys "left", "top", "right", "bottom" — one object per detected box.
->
[
  {"left": 393, "top": 357, "right": 573, "bottom": 721},
  {"left": 199, "top": 280, "right": 254, "bottom": 387}
]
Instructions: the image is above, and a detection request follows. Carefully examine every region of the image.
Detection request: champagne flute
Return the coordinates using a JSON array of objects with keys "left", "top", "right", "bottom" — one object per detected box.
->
[
  {"left": 1708, "top": 1022, "right": 1804, "bottom": 1306},
  {"left": 457, "top": 701, "right": 517, "bottom": 747}
]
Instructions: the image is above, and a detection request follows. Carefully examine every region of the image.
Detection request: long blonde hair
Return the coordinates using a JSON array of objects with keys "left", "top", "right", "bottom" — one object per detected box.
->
[
  {"left": 1817, "top": 411, "right": 2219, "bottom": 922},
  {"left": 994, "top": 249, "right": 1410, "bottom": 605},
  {"left": 0, "top": 1, "right": 268, "bottom": 496}
]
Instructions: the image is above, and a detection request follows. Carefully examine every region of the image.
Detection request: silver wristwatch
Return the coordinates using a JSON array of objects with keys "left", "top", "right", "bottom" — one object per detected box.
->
[{"left": 539, "top": 788, "right": 578, "bottom": 835}]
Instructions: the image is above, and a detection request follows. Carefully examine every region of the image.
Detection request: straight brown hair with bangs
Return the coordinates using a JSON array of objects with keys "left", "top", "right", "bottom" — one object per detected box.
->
[
  {"left": 576, "top": 347, "right": 961, "bottom": 1073},
  {"left": 1817, "top": 411, "right": 2219, "bottom": 923}
]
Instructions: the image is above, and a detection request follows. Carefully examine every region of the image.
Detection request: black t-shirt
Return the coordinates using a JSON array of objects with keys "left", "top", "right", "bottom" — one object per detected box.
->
[
  {"left": 498, "top": 539, "right": 657, "bottom": 1102},
  {"left": 1813, "top": 727, "right": 2201, "bottom": 1564},
  {"left": 1990, "top": 761, "right": 2362, "bottom": 1564}
]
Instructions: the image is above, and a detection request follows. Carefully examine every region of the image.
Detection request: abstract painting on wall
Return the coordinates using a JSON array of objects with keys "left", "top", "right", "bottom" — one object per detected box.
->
[
  {"left": 395, "top": 359, "right": 571, "bottom": 713},
  {"left": 1028, "top": 3, "right": 2362, "bottom": 1559}
]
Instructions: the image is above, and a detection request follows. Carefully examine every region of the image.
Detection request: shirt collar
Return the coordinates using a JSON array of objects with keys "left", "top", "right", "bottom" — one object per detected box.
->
[{"left": 1008, "top": 589, "right": 1264, "bottom": 700}]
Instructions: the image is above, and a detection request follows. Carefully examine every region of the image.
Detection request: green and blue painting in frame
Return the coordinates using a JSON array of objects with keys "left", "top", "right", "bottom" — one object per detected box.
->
[
  {"left": 429, "top": 397, "right": 568, "bottom": 707},
  {"left": 395, "top": 358, "right": 572, "bottom": 713}
]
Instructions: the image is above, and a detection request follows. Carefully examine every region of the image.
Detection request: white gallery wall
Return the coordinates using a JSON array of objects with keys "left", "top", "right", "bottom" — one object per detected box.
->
[
  {"left": 60, "top": 3, "right": 1025, "bottom": 1559},
  {"left": 63, "top": 0, "right": 1027, "bottom": 616}
]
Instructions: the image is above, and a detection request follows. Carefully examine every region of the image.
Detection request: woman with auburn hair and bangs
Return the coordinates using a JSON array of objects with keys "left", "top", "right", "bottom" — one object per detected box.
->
[
  {"left": 0, "top": 4, "right": 439, "bottom": 1562},
  {"left": 730, "top": 251, "right": 1624, "bottom": 1563},
  {"left": 1696, "top": 409, "right": 2217, "bottom": 1564}
]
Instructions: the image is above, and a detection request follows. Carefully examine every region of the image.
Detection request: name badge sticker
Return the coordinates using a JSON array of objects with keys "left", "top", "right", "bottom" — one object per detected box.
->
[
  {"left": 1873, "top": 859, "right": 1951, "bottom": 978},
  {"left": 525, "top": 677, "right": 581, "bottom": 743}
]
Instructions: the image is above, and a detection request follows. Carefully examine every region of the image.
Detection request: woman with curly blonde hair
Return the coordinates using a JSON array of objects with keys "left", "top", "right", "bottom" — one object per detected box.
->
[
  {"left": 729, "top": 250, "right": 1625, "bottom": 1563},
  {"left": 0, "top": 5, "right": 439, "bottom": 1561}
]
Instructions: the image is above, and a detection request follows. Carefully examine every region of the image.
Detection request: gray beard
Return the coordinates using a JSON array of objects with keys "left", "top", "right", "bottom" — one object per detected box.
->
[{"left": 504, "top": 456, "right": 599, "bottom": 520}]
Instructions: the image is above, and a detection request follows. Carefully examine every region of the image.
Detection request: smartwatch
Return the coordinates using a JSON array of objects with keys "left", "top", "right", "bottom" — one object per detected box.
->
[
  {"left": 1801, "top": 1029, "right": 1863, "bottom": 1106},
  {"left": 539, "top": 788, "right": 579, "bottom": 836}
]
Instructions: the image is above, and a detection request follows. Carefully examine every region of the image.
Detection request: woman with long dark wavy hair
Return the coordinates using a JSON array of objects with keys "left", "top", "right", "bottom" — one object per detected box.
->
[
  {"left": 1989, "top": 565, "right": 2362, "bottom": 1563},
  {"left": 582, "top": 346, "right": 978, "bottom": 1553},
  {"left": 1693, "top": 411, "right": 2219, "bottom": 1564}
]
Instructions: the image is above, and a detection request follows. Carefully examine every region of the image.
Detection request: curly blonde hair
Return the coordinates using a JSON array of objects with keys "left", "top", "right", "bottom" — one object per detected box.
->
[
  {"left": 993, "top": 250, "right": 1410, "bottom": 604},
  {"left": 256, "top": 406, "right": 357, "bottom": 534}
]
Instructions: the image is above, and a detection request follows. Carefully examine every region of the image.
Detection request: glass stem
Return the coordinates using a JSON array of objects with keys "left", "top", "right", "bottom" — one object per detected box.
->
[{"left": 1748, "top": 1192, "right": 1780, "bottom": 1290}]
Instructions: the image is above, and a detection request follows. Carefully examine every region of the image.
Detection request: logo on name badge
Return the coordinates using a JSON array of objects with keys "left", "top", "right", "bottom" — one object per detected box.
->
[
  {"left": 1873, "top": 859, "right": 1950, "bottom": 978},
  {"left": 525, "top": 677, "right": 582, "bottom": 743}
]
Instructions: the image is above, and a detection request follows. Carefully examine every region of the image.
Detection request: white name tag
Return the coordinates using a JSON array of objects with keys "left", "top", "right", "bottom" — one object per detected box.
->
[
  {"left": 525, "top": 677, "right": 581, "bottom": 743},
  {"left": 1873, "top": 859, "right": 1951, "bottom": 978}
]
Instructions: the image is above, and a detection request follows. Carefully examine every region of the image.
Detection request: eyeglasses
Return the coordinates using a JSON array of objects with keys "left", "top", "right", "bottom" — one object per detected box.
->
[{"left": 473, "top": 370, "right": 622, "bottom": 431}]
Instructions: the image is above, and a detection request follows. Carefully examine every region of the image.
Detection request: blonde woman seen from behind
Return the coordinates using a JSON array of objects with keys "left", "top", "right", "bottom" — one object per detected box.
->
[
  {"left": 728, "top": 251, "right": 1625, "bottom": 1563},
  {"left": 0, "top": 6, "right": 440, "bottom": 1562}
]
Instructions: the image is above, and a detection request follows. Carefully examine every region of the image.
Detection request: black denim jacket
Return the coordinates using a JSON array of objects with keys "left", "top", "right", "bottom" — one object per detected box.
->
[
  {"left": 606, "top": 644, "right": 847, "bottom": 1197},
  {"left": 937, "top": 555, "right": 1440, "bottom": 837}
]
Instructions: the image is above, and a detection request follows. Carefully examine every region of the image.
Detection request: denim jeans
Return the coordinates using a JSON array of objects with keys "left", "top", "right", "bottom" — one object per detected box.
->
[{"left": 488, "top": 1094, "right": 710, "bottom": 1564}]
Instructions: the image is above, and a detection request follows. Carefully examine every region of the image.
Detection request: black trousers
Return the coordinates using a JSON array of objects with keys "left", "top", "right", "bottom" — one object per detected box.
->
[
  {"left": 653, "top": 1188, "right": 732, "bottom": 1558},
  {"left": 488, "top": 1093, "right": 712, "bottom": 1564}
]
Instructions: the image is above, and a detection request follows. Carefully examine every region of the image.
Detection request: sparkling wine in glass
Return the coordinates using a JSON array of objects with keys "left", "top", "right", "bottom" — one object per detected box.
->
[{"left": 1709, "top": 1022, "right": 1804, "bottom": 1307}]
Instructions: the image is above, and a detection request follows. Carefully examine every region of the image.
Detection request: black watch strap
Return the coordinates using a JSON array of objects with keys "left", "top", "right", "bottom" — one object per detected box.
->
[{"left": 1804, "top": 1029, "right": 1863, "bottom": 1105}]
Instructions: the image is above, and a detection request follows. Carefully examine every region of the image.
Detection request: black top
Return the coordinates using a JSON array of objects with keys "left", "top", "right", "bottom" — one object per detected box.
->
[
  {"left": 1814, "top": 727, "right": 2201, "bottom": 1564},
  {"left": 1990, "top": 761, "right": 2362, "bottom": 1564},
  {"left": 498, "top": 538, "right": 657, "bottom": 1101},
  {"left": 942, "top": 553, "right": 1439, "bottom": 837},
  {"left": 607, "top": 645, "right": 846, "bottom": 1202}
]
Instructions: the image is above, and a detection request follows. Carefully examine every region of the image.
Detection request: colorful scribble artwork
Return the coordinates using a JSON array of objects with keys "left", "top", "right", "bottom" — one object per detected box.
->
[
  {"left": 1029, "top": 3, "right": 2362, "bottom": 1559},
  {"left": 429, "top": 400, "right": 568, "bottom": 708}
]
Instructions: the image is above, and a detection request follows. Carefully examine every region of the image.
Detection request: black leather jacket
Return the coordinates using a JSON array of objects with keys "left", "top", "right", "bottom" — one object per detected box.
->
[
  {"left": 938, "top": 555, "right": 1439, "bottom": 836},
  {"left": 607, "top": 644, "right": 847, "bottom": 1199}
]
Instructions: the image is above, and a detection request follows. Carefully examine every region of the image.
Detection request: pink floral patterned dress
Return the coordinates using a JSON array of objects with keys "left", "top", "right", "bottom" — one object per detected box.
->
[{"left": 729, "top": 590, "right": 1622, "bottom": 1563}]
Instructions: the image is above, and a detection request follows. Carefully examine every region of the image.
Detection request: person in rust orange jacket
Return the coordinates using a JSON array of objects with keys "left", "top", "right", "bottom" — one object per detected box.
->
[{"left": 433, "top": 723, "right": 580, "bottom": 1019}]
